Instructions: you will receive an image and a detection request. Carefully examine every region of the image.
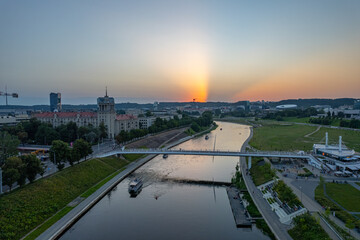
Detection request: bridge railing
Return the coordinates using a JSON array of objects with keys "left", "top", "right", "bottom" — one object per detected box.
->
[{"left": 114, "top": 148, "right": 308, "bottom": 157}]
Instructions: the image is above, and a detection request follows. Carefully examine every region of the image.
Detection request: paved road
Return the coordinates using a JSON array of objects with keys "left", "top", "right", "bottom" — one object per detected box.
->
[{"left": 240, "top": 127, "right": 292, "bottom": 240}]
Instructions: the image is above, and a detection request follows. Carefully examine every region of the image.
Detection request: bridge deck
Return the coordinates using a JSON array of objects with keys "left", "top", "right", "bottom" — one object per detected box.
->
[{"left": 105, "top": 148, "right": 313, "bottom": 160}]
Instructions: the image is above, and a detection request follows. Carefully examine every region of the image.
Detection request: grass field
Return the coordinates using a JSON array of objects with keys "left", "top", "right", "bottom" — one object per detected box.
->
[
  {"left": 24, "top": 206, "right": 74, "bottom": 240},
  {"left": 0, "top": 156, "right": 129, "bottom": 240},
  {"left": 326, "top": 183, "right": 360, "bottom": 212},
  {"left": 315, "top": 182, "right": 360, "bottom": 228},
  {"left": 283, "top": 117, "right": 310, "bottom": 123},
  {"left": 282, "top": 117, "right": 342, "bottom": 127},
  {"left": 249, "top": 122, "right": 360, "bottom": 152},
  {"left": 250, "top": 158, "right": 276, "bottom": 186},
  {"left": 250, "top": 124, "right": 316, "bottom": 151}
]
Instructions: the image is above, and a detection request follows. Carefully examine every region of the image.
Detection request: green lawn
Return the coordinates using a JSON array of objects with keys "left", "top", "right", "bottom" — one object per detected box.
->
[
  {"left": 0, "top": 156, "right": 128, "bottom": 240},
  {"left": 24, "top": 206, "right": 74, "bottom": 240},
  {"left": 315, "top": 182, "right": 360, "bottom": 228},
  {"left": 250, "top": 158, "right": 276, "bottom": 186},
  {"left": 249, "top": 123, "right": 360, "bottom": 152},
  {"left": 283, "top": 117, "right": 310, "bottom": 123},
  {"left": 250, "top": 124, "right": 316, "bottom": 151},
  {"left": 282, "top": 117, "right": 342, "bottom": 127},
  {"left": 326, "top": 183, "right": 360, "bottom": 212}
]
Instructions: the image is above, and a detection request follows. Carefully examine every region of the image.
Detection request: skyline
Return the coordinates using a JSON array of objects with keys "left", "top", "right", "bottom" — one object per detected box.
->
[{"left": 1, "top": 0, "right": 360, "bottom": 105}]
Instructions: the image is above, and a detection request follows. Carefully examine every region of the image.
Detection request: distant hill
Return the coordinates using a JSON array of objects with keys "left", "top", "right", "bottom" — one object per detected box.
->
[{"left": 268, "top": 98, "right": 357, "bottom": 108}]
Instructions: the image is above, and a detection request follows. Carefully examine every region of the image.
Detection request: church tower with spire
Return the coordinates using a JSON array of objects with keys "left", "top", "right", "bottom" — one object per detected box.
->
[{"left": 97, "top": 87, "right": 116, "bottom": 138}]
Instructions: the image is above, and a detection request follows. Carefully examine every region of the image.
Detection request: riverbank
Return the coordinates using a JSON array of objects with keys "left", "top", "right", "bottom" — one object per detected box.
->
[
  {"left": 238, "top": 125, "right": 292, "bottom": 240},
  {"left": 227, "top": 120, "right": 350, "bottom": 239}
]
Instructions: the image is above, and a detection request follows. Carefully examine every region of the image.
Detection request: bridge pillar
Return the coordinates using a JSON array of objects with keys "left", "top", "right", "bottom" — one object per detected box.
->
[{"left": 248, "top": 156, "right": 252, "bottom": 170}]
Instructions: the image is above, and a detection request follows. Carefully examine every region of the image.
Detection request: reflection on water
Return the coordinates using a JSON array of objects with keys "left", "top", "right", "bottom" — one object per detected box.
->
[
  {"left": 136, "top": 121, "right": 251, "bottom": 182},
  {"left": 60, "top": 122, "right": 269, "bottom": 240}
]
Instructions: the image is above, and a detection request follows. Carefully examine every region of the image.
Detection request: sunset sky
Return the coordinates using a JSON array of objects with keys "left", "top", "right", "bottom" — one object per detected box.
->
[{"left": 0, "top": 0, "right": 359, "bottom": 105}]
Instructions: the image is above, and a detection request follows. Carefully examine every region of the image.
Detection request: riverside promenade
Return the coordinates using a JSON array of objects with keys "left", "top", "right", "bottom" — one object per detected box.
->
[
  {"left": 240, "top": 127, "right": 293, "bottom": 240},
  {"left": 36, "top": 127, "right": 212, "bottom": 240}
]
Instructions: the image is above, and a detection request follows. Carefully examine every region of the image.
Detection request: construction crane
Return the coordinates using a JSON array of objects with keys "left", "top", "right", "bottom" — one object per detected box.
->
[{"left": 0, "top": 86, "right": 18, "bottom": 105}]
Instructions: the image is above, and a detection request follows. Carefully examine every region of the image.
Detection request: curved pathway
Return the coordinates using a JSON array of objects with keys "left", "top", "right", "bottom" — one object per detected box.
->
[
  {"left": 240, "top": 126, "right": 292, "bottom": 240},
  {"left": 304, "top": 126, "right": 321, "bottom": 137}
]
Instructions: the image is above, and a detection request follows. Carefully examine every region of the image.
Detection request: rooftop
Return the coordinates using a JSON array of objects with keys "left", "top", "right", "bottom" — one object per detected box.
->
[
  {"left": 116, "top": 114, "right": 137, "bottom": 121},
  {"left": 34, "top": 112, "right": 97, "bottom": 118},
  {"left": 314, "top": 143, "right": 355, "bottom": 158}
]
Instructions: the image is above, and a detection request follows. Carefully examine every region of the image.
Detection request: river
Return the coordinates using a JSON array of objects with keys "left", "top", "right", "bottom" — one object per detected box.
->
[{"left": 60, "top": 121, "right": 269, "bottom": 240}]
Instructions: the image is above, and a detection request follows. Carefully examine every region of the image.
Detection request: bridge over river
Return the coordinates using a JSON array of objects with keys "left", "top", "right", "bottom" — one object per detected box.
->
[{"left": 99, "top": 148, "right": 322, "bottom": 168}]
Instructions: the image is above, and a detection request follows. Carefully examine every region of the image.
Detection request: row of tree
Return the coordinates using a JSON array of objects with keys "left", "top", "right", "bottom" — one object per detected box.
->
[
  {"left": 339, "top": 119, "right": 360, "bottom": 129},
  {"left": 49, "top": 139, "right": 93, "bottom": 170},
  {"left": 308, "top": 117, "right": 333, "bottom": 125},
  {"left": 2, "top": 118, "right": 107, "bottom": 145},
  {"left": 2, "top": 154, "right": 44, "bottom": 190},
  {"left": 264, "top": 108, "right": 319, "bottom": 120},
  {"left": 1, "top": 136, "right": 93, "bottom": 191},
  {"left": 115, "top": 112, "right": 214, "bottom": 144}
]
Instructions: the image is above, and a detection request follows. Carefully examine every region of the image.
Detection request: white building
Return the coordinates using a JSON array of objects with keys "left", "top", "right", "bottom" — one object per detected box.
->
[
  {"left": 0, "top": 114, "right": 30, "bottom": 127},
  {"left": 313, "top": 133, "right": 360, "bottom": 173},
  {"left": 138, "top": 115, "right": 182, "bottom": 129}
]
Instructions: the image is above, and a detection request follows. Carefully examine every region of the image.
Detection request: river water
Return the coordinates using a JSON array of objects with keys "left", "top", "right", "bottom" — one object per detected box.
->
[{"left": 60, "top": 122, "right": 269, "bottom": 240}]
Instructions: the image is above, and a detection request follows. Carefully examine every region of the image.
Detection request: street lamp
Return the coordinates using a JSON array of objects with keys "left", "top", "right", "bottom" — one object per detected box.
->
[{"left": 300, "top": 186, "right": 302, "bottom": 203}]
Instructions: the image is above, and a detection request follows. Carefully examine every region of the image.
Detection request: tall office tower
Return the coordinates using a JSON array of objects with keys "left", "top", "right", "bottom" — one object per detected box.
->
[{"left": 50, "top": 92, "right": 61, "bottom": 112}]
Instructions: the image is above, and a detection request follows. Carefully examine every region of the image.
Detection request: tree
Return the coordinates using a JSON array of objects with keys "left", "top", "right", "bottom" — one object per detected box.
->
[
  {"left": 345, "top": 219, "right": 355, "bottom": 232},
  {"left": 3, "top": 168, "right": 20, "bottom": 190},
  {"left": 85, "top": 131, "right": 97, "bottom": 144},
  {"left": 21, "top": 154, "right": 43, "bottom": 183},
  {"left": 66, "top": 122, "right": 78, "bottom": 142},
  {"left": 0, "top": 131, "right": 20, "bottom": 166},
  {"left": 22, "top": 118, "right": 41, "bottom": 140},
  {"left": 190, "top": 122, "right": 200, "bottom": 132},
  {"left": 49, "top": 140, "right": 70, "bottom": 170},
  {"left": 35, "top": 125, "right": 60, "bottom": 145},
  {"left": 145, "top": 111, "right": 153, "bottom": 117},
  {"left": 72, "top": 139, "right": 93, "bottom": 163},
  {"left": 78, "top": 126, "right": 90, "bottom": 139},
  {"left": 337, "top": 112, "right": 345, "bottom": 118},
  {"left": 116, "top": 130, "right": 129, "bottom": 144},
  {"left": 17, "top": 131, "right": 28, "bottom": 145},
  {"left": 2, "top": 156, "right": 26, "bottom": 187},
  {"left": 99, "top": 122, "right": 108, "bottom": 139}
]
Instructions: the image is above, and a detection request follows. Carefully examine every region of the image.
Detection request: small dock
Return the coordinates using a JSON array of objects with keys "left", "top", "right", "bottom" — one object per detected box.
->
[{"left": 226, "top": 187, "right": 252, "bottom": 228}]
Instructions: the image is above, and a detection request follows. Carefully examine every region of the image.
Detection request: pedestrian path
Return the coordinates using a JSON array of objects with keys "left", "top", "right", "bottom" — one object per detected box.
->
[{"left": 349, "top": 181, "right": 360, "bottom": 191}]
